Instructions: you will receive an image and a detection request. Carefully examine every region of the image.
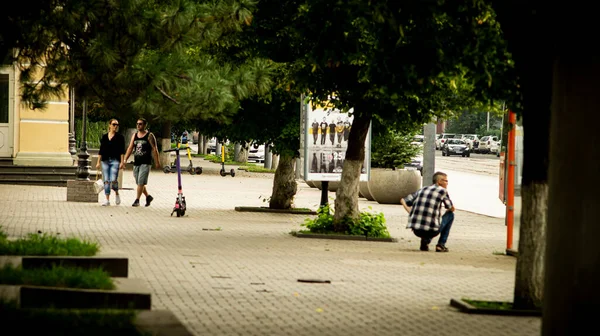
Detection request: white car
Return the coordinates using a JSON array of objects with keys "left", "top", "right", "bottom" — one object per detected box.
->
[
  {"left": 461, "top": 134, "right": 479, "bottom": 149},
  {"left": 435, "top": 133, "right": 456, "bottom": 150},
  {"left": 248, "top": 143, "right": 265, "bottom": 163}
]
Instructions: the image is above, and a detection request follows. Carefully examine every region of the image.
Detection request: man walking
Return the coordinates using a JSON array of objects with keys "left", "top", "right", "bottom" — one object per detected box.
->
[
  {"left": 123, "top": 118, "right": 161, "bottom": 207},
  {"left": 400, "top": 171, "right": 455, "bottom": 252}
]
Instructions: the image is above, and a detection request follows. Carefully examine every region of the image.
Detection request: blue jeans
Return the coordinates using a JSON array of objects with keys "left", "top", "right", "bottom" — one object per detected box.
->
[
  {"left": 413, "top": 211, "right": 455, "bottom": 246},
  {"left": 101, "top": 159, "right": 120, "bottom": 195}
]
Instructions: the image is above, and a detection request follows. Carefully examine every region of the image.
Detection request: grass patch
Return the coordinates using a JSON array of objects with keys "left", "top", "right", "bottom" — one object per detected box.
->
[
  {"left": 0, "top": 264, "right": 114, "bottom": 290},
  {"left": 462, "top": 298, "right": 513, "bottom": 310},
  {"left": 191, "top": 153, "right": 206, "bottom": 158},
  {"left": 0, "top": 233, "right": 99, "bottom": 256},
  {"left": 0, "top": 300, "right": 146, "bottom": 336},
  {"left": 239, "top": 165, "right": 276, "bottom": 173},
  {"left": 202, "top": 154, "right": 246, "bottom": 165},
  {"left": 302, "top": 205, "right": 390, "bottom": 238}
]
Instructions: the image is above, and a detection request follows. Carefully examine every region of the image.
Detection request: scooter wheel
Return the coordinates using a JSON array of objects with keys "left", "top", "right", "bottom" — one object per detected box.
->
[
  {"left": 230, "top": 169, "right": 235, "bottom": 177},
  {"left": 163, "top": 166, "right": 171, "bottom": 174},
  {"left": 187, "top": 166, "right": 194, "bottom": 173},
  {"left": 189, "top": 168, "right": 196, "bottom": 175},
  {"left": 220, "top": 169, "right": 226, "bottom": 176},
  {"left": 177, "top": 208, "right": 185, "bottom": 217},
  {"left": 195, "top": 167, "right": 202, "bottom": 175}
]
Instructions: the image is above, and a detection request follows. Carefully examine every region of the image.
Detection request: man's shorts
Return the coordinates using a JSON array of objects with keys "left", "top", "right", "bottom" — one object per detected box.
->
[{"left": 133, "top": 164, "right": 151, "bottom": 185}]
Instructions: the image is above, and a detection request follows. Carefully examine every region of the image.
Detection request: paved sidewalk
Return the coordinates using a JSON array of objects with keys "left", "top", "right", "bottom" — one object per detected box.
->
[{"left": 0, "top": 161, "right": 540, "bottom": 336}]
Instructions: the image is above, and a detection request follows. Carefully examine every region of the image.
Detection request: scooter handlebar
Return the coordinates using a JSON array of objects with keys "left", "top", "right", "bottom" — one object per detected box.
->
[{"left": 164, "top": 146, "right": 190, "bottom": 153}]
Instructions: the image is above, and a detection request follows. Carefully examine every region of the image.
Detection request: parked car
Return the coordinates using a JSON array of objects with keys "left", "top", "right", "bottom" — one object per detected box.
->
[
  {"left": 411, "top": 135, "right": 424, "bottom": 148},
  {"left": 491, "top": 139, "right": 501, "bottom": 156},
  {"left": 461, "top": 134, "right": 479, "bottom": 149},
  {"left": 248, "top": 142, "right": 265, "bottom": 163},
  {"left": 435, "top": 133, "right": 456, "bottom": 150},
  {"left": 405, "top": 150, "right": 423, "bottom": 175},
  {"left": 207, "top": 137, "right": 217, "bottom": 154},
  {"left": 441, "top": 139, "right": 470, "bottom": 157},
  {"left": 474, "top": 135, "right": 499, "bottom": 154}
]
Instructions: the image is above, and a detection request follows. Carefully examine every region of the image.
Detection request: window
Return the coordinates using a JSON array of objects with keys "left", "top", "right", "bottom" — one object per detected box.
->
[{"left": 0, "top": 74, "right": 8, "bottom": 123}]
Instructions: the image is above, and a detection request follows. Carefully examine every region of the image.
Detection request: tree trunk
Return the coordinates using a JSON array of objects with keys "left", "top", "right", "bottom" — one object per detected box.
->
[
  {"left": 239, "top": 142, "right": 249, "bottom": 163},
  {"left": 542, "top": 53, "right": 600, "bottom": 335},
  {"left": 202, "top": 136, "right": 209, "bottom": 155},
  {"left": 269, "top": 153, "right": 297, "bottom": 209},
  {"left": 491, "top": 2, "right": 552, "bottom": 311},
  {"left": 333, "top": 113, "right": 371, "bottom": 232},
  {"left": 234, "top": 142, "right": 242, "bottom": 162},
  {"left": 514, "top": 183, "right": 547, "bottom": 309},
  {"left": 271, "top": 154, "right": 279, "bottom": 169},
  {"left": 198, "top": 134, "right": 204, "bottom": 154},
  {"left": 512, "top": 57, "right": 552, "bottom": 310},
  {"left": 159, "top": 121, "right": 171, "bottom": 168}
]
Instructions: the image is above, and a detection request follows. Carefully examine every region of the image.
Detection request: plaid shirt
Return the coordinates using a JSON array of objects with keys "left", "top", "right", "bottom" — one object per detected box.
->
[{"left": 403, "top": 184, "right": 453, "bottom": 232}]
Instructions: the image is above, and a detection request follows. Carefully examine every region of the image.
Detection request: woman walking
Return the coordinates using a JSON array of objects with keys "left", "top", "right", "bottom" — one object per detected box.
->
[{"left": 96, "top": 119, "right": 126, "bottom": 206}]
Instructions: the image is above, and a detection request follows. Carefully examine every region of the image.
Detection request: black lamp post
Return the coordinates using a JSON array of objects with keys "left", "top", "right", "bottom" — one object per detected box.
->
[
  {"left": 68, "top": 88, "right": 77, "bottom": 156},
  {"left": 76, "top": 97, "right": 90, "bottom": 180}
]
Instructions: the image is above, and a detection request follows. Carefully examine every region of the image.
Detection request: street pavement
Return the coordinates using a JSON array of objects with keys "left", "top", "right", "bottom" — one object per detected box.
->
[{"left": 0, "top": 158, "right": 540, "bottom": 335}]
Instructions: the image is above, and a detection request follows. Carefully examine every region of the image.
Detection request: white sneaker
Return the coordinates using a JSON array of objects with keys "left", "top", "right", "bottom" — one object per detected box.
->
[
  {"left": 115, "top": 195, "right": 121, "bottom": 205},
  {"left": 102, "top": 200, "right": 110, "bottom": 206}
]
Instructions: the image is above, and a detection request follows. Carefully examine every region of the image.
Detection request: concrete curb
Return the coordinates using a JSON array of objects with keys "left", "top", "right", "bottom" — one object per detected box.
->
[
  {"left": 2, "top": 278, "right": 152, "bottom": 310},
  {"left": 293, "top": 231, "right": 398, "bottom": 242},
  {"left": 449, "top": 298, "right": 541, "bottom": 317},
  {"left": 235, "top": 206, "right": 317, "bottom": 215}
]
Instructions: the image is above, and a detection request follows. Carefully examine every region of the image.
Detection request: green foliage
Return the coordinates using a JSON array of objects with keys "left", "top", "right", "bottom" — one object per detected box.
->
[
  {"left": 75, "top": 119, "right": 109, "bottom": 149},
  {"left": 241, "top": 166, "right": 275, "bottom": 173},
  {"left": 0, "top": 233, "right": 99, "bottom": 256},
  {"left": 6, "top": 0, "right": 273, "bottom": 127},
  {"left": 0, "top": 302, "right": 144, "bottom": 336},
  {"left": 0, "top": 227, "right": 6, "bottom": 241},
  {"left": 371, "top": 130, "right": 421, "bottom": 169},
  {"left": 0, "top": 265, "right": 114, "bottom": 290},
  {"left": 302, "top": 205, "right": 390, "bottom": 238}
]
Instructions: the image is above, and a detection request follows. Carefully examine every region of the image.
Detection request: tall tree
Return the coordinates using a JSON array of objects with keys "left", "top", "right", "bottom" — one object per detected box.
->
[
  {"left": 254, "top": 0, "right": 515, "bottom": 230},
  {"left": 2, "top": 0, "right": 272, "bottom": 155},
  {"left": 491, "top": 1, "right": 552, "bottom": 311}
]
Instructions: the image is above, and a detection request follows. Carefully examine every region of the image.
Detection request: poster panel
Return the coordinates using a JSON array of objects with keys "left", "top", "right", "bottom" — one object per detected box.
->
[{"left": 302, "top": 99, "right": 371, "bottom": 182}]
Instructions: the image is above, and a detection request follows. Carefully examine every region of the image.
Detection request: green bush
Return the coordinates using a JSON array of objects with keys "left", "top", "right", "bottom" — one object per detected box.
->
[
  {"left": 302, "top": 205, "right": 390, "bottom": 238},
  {"left": 0, "top": 233, "right": 99, "bottom": 256},
  {"left": 75, "top": 119, "right": 109, "bottom": 149},
  {"left": 371, "top": 129, "right": 421, "bottom": 169}
]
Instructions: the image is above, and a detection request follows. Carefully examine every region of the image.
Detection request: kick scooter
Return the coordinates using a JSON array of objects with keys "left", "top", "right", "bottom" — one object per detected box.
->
[
  {"left": 219, "top": 143, "right": 236, "bottom": 177},
  {"left": 163, "top": 146, "right": 188, "bottom": 217},
  {"left": 163, "top": 138, "right": 202, "bottom": 175}
]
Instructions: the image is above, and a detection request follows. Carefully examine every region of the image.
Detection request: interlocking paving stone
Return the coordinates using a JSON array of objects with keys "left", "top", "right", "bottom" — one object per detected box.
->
[{"left": 0, "top": 164, "right": 540, "bottom": 335}]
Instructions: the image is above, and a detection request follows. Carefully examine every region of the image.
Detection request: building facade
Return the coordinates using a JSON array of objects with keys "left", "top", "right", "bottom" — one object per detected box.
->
[{"left": 0, "top": 63, "right": 72, "bottom": 166}]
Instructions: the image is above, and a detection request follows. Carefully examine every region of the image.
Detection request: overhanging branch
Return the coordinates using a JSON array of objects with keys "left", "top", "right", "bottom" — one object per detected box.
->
[{"left": 155, "top": 85, "right": 180, "bottom": 104}]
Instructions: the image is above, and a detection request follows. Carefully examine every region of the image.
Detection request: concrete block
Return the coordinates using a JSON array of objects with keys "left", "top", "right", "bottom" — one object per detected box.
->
[{"left": 66, "top": 179, "right": 102, "bottom": 202}]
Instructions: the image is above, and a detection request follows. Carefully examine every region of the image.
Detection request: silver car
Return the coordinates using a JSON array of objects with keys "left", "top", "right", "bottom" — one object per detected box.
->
[{"left": 442, "top": 139, "right": 470, "bottom": 157}]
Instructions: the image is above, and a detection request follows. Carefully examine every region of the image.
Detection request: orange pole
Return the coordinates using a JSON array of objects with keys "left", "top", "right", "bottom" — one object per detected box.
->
[{"left": 506, "top": 110, "right": 516, "bottom": 251}]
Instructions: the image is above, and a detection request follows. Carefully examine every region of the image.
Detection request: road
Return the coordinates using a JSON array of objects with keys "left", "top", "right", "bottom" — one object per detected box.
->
[
  {"left": 188, "top": 143, "right": 506, "bottom": 218},
  {"left": 432, "top": 150, "right": 505, "bottom": 218}
]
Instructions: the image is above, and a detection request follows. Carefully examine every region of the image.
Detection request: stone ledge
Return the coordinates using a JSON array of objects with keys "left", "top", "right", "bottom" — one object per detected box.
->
[
  {"left": 235, "top": 206, "right": 317, "bottom": 215},
  {"left": 24, "top": 256, "right": 128, "bottom": 278},
  {"left": 1, "top": 278, "right": 151, "bottom": 310},
  {"left": 449, "top": 298, "right": 541, "bottom": 317},
  {"left": 293, "top": 231, "right": 398, "bottom": 242}
]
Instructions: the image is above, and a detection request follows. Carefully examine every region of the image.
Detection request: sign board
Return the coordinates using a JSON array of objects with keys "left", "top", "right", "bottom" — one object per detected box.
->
[{"left": 299, "top": 96, "right": 371, "bottom": 182}]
